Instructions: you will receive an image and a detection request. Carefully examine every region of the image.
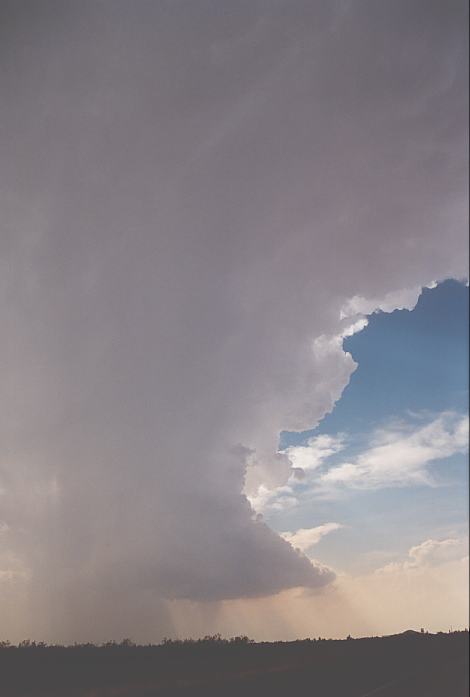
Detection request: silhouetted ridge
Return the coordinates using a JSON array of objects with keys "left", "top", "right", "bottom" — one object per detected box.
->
[{"left": 0, "top": 631, "right": 467, "bottom": 696}]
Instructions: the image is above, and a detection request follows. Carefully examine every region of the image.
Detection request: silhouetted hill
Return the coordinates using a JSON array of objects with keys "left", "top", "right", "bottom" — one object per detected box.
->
[
  {"left": 0, "top": 630, "right": 467, "bottom": 696},
  {"left": 394, "top": 629, "right": 423, "bottom": 636}
]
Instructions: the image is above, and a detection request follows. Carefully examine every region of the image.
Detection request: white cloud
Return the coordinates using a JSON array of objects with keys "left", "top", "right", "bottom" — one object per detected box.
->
[
  {"left": 340, "top": 317, "right": 369, "bottom": 339},
  {"left": 281, "top": 523, "right": 343, "bottom": 553},
  {"left": 322, "top": 412, "right": 468, "bottom": 490},
  {"left": 340, "top": 285, "right": 423, "bottom": 319},
  {"left": 247, "top": 484, "right": 299, "bottom": 514},
  {"left": 285, "top": 434, "right": 346, "bottom": 473}
]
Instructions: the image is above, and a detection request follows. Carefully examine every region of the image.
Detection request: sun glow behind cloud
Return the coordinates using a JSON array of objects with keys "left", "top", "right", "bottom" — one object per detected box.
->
[{"left": 168, "top": 537, "right": 469, "bottom": 641}]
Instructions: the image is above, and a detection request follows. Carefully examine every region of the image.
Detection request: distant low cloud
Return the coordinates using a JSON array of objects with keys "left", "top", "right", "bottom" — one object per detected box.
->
[{"left": 376, "top": 537, "right": 469, "bottom": 575}]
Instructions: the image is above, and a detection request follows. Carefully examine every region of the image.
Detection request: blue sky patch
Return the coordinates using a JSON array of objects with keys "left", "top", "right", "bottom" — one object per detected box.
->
[{"left": 269, "top": 280, "right": 468, "bottom": 573}]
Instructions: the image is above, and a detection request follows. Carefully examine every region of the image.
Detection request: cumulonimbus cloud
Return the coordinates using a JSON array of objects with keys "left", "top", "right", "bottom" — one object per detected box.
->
[{"left": 0, "top": 0, "right": 468, "bottom": 641}]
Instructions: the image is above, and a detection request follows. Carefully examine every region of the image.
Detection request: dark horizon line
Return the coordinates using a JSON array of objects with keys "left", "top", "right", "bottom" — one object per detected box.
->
[{"left": 1, "top": 628, "right": 468, "bottom": 650}]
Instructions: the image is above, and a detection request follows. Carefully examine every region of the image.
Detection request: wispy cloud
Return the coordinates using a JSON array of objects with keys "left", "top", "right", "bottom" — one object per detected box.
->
[
  {"left": 281, "top": 523, "right": 343, "bottom": 554},
  {"left": 249, "top": 412, "right": 468, "bottom": 513},
  {"left": 322, "top": 412, "right": 468, "bottom": 490}
]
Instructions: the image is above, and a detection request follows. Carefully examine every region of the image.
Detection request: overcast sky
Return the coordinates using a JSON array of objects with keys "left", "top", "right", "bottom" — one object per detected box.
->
[{"left": 1, "top": 0, "right": 468, "bottom": 642}]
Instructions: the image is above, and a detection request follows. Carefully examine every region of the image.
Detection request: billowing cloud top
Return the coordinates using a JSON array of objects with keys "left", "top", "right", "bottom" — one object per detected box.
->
[{"left": 1, "top": 0, "right": 468, "bottom": 640}]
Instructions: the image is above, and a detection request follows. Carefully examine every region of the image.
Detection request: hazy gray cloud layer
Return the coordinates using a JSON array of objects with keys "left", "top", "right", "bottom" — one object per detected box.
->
[{"left": 1, "top": 0, "right": 468, "bottom": 640}]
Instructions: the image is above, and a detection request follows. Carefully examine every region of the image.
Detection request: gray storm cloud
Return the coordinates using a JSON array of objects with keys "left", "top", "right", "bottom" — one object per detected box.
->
[{"left": 1, "top": 0, "right": 468, "bottom": 641}]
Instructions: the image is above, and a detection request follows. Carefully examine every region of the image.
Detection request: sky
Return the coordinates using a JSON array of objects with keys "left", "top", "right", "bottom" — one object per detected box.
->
[
  {"left": 259, "top": 280, "right": 469, "bottom": 572},
  {"left": 0, "top": 1, "right": 468, "bottom": 643}
]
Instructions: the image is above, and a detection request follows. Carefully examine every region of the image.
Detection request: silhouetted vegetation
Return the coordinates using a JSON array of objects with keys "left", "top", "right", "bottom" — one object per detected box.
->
[{"left": 0, "top": 630, "right": 467, "bottom": 695}]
